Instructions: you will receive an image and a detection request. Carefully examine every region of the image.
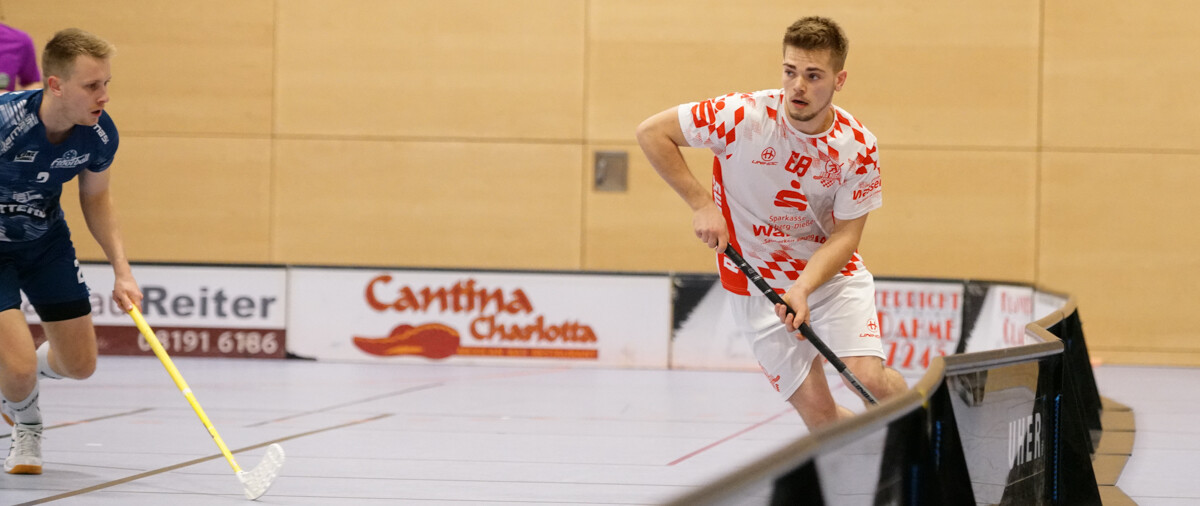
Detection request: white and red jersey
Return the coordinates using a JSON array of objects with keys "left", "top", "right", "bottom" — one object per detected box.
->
[{"left": 677, "top": 89, "right": 882, "bottom": 296}]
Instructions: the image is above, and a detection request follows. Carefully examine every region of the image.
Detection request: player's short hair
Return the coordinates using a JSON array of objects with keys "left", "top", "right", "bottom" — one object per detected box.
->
[
  {"left": 42, "top": 28, "right": 115, "bottom": 82},
  {"left": 783, "top": 17, "right": 848, "bottom": 71}
]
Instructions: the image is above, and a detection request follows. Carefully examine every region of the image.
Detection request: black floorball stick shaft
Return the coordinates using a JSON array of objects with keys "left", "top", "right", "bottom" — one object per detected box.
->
[{"left": 722, "top": 245, "right": 879, "bottom": 405}]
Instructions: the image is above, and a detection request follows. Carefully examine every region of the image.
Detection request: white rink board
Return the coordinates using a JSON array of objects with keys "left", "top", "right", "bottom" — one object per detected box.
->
[{"left": 287, "top": 268, "right": 672, "bottom": 368}]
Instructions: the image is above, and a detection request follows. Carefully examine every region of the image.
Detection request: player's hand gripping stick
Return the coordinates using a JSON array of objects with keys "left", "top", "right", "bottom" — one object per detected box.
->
[{"left": 722, "top": 245, "right": 880, "bottom": 405}]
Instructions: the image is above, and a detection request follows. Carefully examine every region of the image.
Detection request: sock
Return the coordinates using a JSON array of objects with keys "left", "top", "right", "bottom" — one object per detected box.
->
[
  {"left": 4, "top": 383, "right": 42, "bottom": 426},
  {"left": 37, "top": 341, "right": 64, "bottom": 380}
]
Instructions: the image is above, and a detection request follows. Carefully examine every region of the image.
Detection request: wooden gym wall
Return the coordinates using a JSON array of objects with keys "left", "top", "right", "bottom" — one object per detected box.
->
[{"left": 3, "top": 0, "right": 1198, "bottom": 366}]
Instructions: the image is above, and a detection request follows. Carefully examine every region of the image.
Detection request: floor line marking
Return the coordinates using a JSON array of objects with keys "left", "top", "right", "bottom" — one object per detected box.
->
[
  {"left": 14, "top": 413, "right": 393, "bottom": 506},
  {"left": 666, "top": 408, "right": 793, "bottom": 466}
]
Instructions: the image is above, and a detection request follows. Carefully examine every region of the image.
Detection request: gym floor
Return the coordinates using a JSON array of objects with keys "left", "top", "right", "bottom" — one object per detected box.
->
[{"left": 0, "top": 357, "right": 1193, "bottom": 505}]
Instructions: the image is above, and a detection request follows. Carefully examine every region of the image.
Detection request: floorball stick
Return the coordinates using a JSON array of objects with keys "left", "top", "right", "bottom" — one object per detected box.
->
[
  {"left": 722, "top": 245, "right": 879, "bottom": 405},
  {"left": 127, "top": 305, "right": 285, "bottom": 500}
]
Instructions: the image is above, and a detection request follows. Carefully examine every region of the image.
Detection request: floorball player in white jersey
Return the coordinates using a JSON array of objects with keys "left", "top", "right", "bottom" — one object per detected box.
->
[{"left": 637, "top": 16, "right": 907, "bottom": 429}]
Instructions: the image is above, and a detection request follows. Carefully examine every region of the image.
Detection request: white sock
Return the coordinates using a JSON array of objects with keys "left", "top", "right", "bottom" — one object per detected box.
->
[
  {"left": 37, "top": 341, "right": 64, "bottom": 380},
  {"left": 3, "top": 383, "right": 42, "bottom": 426}
]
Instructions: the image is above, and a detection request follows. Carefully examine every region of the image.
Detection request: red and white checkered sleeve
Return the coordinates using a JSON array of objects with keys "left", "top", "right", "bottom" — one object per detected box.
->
[
  {"left": 834, "top": 129, "right": 883, "bottom": 220},
  {"left": 676, "top": 93, "right": 749, "bottom": 155}
]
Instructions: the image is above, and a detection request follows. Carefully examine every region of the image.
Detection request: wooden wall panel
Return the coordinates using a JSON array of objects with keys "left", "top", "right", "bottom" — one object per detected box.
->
[
  {"left": 62, "top": 136, "right": 273, "bottom": 263},
  {"left": 860, "top": 150, "right": 1037, "bottom": 282},
  {"left": 272, "top": 140, "right": 583, "bottom": 269},
  {"left": 3, "top": 0, "right": 275, "bottom": 135},
  {"left": 584, "top": 144, "right": 716, "bottom": 272},
  {"left": 275, "top": 0, "right": 584, "bottom": 140},
  {"left": 587, "top": 1, "right": 1040, "bottom": 148},
  {"left": 1043, "top": 0, "right": 1200, "bottom": 150},
  {"left": 1039, "top": 153, "right": 1200, "bottom": 363}
]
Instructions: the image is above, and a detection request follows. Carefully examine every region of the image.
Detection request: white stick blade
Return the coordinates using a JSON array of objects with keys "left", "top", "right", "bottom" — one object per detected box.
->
[{"left": 237, "top": 444, "right": 285, "bottom": 500}]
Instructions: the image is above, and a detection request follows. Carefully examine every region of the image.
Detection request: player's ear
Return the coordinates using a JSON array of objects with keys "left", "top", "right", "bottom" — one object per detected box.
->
[
  {"left": 834, "top": 70, "right": 848, "bottom": 92},
  {"left": 45, "top": 75, "right": 62, "bottom": 96}
]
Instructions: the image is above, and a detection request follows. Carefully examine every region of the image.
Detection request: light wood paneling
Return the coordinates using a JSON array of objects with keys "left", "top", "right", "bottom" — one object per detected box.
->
[
  {"left": 61, "top": 136, "right": 273, "bottom": 263},
  {"left": 584, "top": 144, "right": 716, "bottom": 272},
  {"left": 275, "top": 0, "right": 584, "bottom": 140},
  {"left": 587, "top": 1, "right": 1040, "bottom": 148},
  {"left": 1039, "top": 153, "right": 1200, "bottom": 357},
  {"left": 860, "top": 150, "right": 1037, "bottom": 282},
  {"left": 272, "top": 139, "right": 583, "bottom": 269},
  {"left": 4, "top": 0, "right": 274, "bottom": 135},
  {"left": 1043, "top": 0, "right": 1200, "bottom": 150}
]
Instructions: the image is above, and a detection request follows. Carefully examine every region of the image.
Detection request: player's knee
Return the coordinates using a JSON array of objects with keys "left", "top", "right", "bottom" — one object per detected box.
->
[
  {"left": 845, "top": 357, "right": 901, "bottom": 399},
  {"left": 59, "top": 355, "right": 96, "bottom": 379},
  {"left": 1, "top": 362, "right": 38, "bottom": 387}
]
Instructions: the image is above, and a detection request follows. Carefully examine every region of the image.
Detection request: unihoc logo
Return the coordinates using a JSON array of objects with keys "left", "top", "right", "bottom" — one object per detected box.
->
[
  {"left": 860, "top": 318, "right": 881, "bottom": 338},
  {"left": 49, "top": 149, "right": 90, "bottom": 169},
  {"left": 753, "top": 147, "right": 779, "bottom": 166},
  {"left": 14, "top": 150, "right": 36, "bottom": 163}
]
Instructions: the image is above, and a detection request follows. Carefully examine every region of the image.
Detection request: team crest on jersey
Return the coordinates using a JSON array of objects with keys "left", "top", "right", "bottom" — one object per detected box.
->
[
  {"left": 813, "top": 160, "right": 842, "bottom": 188},
  {"left": 49, "top": 149, "right": 90, "bottom": 169},
  {"left": 14, "top": 150, "right": 37, "bottom": 162}
]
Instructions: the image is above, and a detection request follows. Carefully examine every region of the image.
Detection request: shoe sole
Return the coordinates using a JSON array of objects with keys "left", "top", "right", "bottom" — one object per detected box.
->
[{"left": 5, "top": 464, "right": 42, "bottom": 475}]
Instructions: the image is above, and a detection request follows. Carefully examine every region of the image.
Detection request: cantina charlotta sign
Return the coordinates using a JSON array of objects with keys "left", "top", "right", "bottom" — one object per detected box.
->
[{"left": 353, "top": 275, "right": 598, "bottom": 360}]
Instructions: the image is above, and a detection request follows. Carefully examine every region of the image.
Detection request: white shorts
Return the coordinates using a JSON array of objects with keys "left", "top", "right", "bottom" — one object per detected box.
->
[{"left": 728, "top": 273, "right": 885, "bottom": 400}]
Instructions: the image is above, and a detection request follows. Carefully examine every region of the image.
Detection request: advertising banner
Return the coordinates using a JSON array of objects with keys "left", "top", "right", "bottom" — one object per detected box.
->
[
  {"left": 287, "top": 268, "right": 671, "bottom": 368},
  {"left": 962, "top": 283, "right": 1035, "bottom": 353},
  {"left": 670, "top": 276, "right": 966, "bottom": 375},
  {"left": 24, "top": 263, "right": 288, "bottom": 359},
  {"left": 874, "top": 279, "right": 965, "bottom": 375}
]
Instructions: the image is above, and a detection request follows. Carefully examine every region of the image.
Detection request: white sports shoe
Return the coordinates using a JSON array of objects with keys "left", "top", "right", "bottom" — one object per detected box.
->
[{"left": 5, "top": 423, "right": 43, "bottom": 474}]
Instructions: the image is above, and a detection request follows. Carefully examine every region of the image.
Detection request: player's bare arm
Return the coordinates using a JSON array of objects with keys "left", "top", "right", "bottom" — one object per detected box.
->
[
  {"left": 77, "top": 169, "right": 141, "bottom": 311},
  {"left": 636, "top": 108, "right": 728, "bottom": 251},
  {"left": 776, "top": 213, "right": 869, "bottom": 333}
]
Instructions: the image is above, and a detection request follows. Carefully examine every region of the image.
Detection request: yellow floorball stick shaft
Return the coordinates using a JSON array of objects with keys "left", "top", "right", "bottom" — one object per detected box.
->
[{"left": 128, "top": 305, "right": 244, "bottom": 473}]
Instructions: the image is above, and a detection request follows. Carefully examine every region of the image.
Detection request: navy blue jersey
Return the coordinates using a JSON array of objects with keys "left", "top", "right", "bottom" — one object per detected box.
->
[{"left": 0, "top": 89, "right": 118, "bottom": 242}]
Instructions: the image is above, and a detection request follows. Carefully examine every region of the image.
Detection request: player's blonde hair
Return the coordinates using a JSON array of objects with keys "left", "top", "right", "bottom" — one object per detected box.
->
[
  {"left": 41, "top": 28, "right": 115, "bottom": 82},
  {"left": 783, "top": 17, "right": 848, "bottom": 71}
]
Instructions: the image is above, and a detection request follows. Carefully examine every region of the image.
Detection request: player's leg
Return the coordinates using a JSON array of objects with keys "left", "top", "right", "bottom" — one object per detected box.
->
[
  {"left": 0, "top": 309, "right": 39, "bottom": 423},
  {"left": 4, "top": 228, "right": 94, "bottom": 474},
  {"left": 809, "top": 273, "right": 907, "bottom": 406},
  {"left": 20, "top": 226, "right": 95, "bottom": 382},
  {"left": 36, "top": 313, "right": 97, "bottom": 381},
  {"left": 0, "top": 271, "right": 45, "bottom": 474},
  {"left": 785, "top": 355, "right": 855, "bottom": 428},
  {"left": 0, "top": 258, "right": 40, "bottom": 424},
  {"left": 841, "top": 355, "right": 906, "bottom": 403},
  {"left": 730, "top": 293, "right": 851, "bottom": 429}
]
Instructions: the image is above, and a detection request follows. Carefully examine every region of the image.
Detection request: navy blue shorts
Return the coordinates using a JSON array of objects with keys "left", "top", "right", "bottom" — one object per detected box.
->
[{"left": 0, "top": 222, "right": 92, "bottom": 321}]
